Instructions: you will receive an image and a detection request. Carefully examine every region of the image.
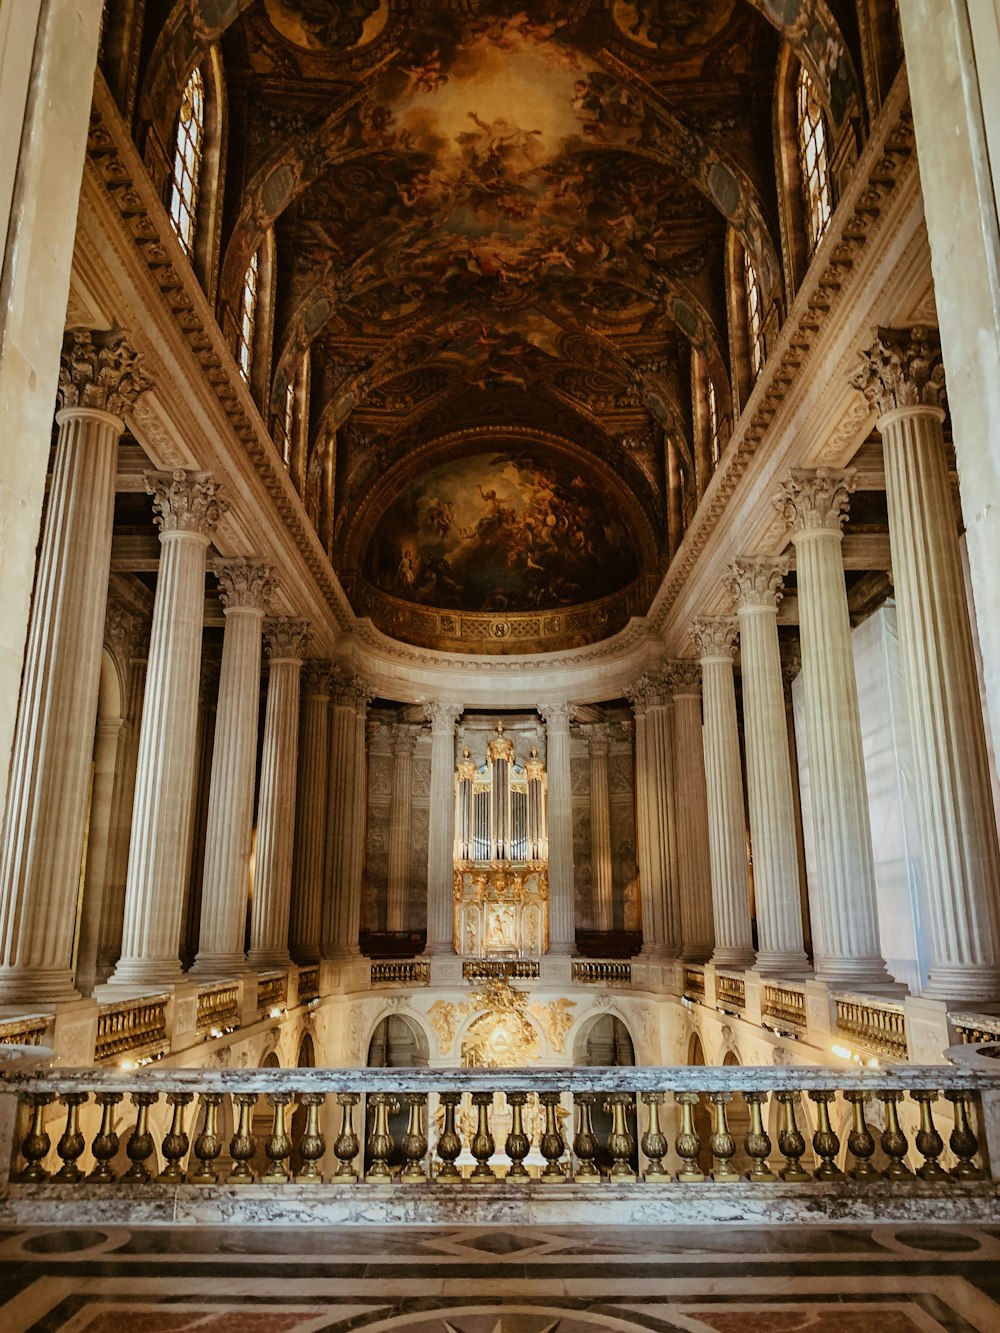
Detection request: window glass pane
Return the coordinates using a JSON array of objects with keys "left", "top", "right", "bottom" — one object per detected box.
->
[
  {"left": 237, "top": 249, "right": 259, "bottom": 382},
  {"left": 743, "top": 247, "right": 764, "bottom": 378},
  {"left": 167, "top": 67, "right": 205, "bottom": 257},
  {"left": 796, "top": 65, "right": 833, "bottom": 254}
]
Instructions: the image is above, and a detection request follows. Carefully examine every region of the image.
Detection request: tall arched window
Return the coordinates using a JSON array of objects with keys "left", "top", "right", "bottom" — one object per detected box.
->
[
  {"left": 237, "top": 249, "right": 259, "bottom": 382},
  {"left": 796, "top": 64, "right": 833, "bottom": 254},
  {"left": 706, "top": 373, "right": 721, "bottom": 467},
  {"left": 280, "top": 376, "right": 295, "bottom": 466},
  {"left": 167, "top": 67, "right": 205, "bottom": 257},
  {"left": 743, "top": 247, "right": 765, "bottom": 378}
]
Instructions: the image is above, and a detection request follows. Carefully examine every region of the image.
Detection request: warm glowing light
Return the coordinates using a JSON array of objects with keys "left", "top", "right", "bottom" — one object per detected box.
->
[
  {"left": 269, "top": 1006, "right": 282, "bottom": 1019},
  {"left": 119, "top": 1058, "right": 138, "bottom": 1071},
  {"left": 831, "top": 1043, "right": 853, "bottom": 1060}
]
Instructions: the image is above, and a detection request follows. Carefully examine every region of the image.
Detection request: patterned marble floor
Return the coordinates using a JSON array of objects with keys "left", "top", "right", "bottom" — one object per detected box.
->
[{"left": 1, "top": 1223, "right": 1000, "bottom": 1332}]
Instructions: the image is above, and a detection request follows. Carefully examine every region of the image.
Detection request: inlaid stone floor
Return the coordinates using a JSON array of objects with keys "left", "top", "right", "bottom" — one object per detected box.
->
[{"left": 1, "top": 1223, "right": 1000, "bottom": 1331}]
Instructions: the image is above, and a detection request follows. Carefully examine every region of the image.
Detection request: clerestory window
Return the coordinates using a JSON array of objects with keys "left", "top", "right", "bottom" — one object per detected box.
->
[
  {"left": 743, "top": 247, "right": 765, "bottom": 378},
  {"left": 237, "top": 249, "right": 259, "bottom": 382},
  {"left": 167, "top": 67, "right": 205, "bottom": 257},
  {"left": 796, "top": 64, "right": 833, "bottom": 254}
]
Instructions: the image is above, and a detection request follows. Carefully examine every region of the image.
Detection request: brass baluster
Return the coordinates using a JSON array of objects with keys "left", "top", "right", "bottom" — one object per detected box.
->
[
  {"left": 228, "top": 1092, "right": 258, "bottom": 1184},
  {"left": 538, "top": 1091, "right": 567, "bottom": 1183},
  {"left": 190, "top": 1093, "right": 223, "bottom": 1185},
  {"left": 261, "top": 1093, "right": 293, "bottom": 1184},
  {"left": 641, "top": 1091, "right": 670, "bottom": 1182},
  {"left": 808, "top": 1090, "right": 844, "bottom": 1180},
  {"left": 742, "top": 1091, "right": 775, "bottom": 1182},
  {"left": 435, "top": 1091, "right": 463, "bottom": 1183},
  {"left": 945, "top": 1091, "right": 985, "bottom": 1180},
  {"left": 708, "top": 1092, "right": 739, "bottom": 1182},
  {"left": 673, "top": 1091, "right": 704, "bottom": 1183},
  {"left": 295, "top": 1093, "right": 326, "bottom": 1183},
  {"left": 89, "top": 1092, "right": 123, "bottom": 1183},
  {"left": 505, "top": 1092, "right": 531, "bottom": 1182},
  {"left": 123, "top": 1092, "right": 158, "bottom": 1183},
  {"left": 469, "top": 1091, "right": 497, "bottom": 1183},
  {"left": 157, "top": 1092, "right": 193, "bottom": 1184},
  {"left": 911, "top": 1090, "right": 947, "bottom": 1182},
  {"left": 573, "top": 1093, "right": 600, "bottom": 1180},
  {"left": 775, "top": 1091, "right": 809, "bottom": 1182},
  {"left": 843, "top": 1090, "right": 878, "bottom": 1182},
  {"left": 53, "top": 1093, "right": 88, "bottom": 1183},
  {"left": 365, "top": 1093, "right": 396, "bottom": 1182},
  {"left": 331, "top": 1092, "right": 361, "bottom": 1183},
  {"left": 878, "top": 1090, "right": 913, "bottom": 1179},
  {"left": 605, "top": 1093, "right": 636, "bottom": 1181},
  {"left": 17, "top": 1093, "right": 54, "bottom": 1183},
  {"left": 400, "top": 1093, "right": 428, "bottom": 1182}
]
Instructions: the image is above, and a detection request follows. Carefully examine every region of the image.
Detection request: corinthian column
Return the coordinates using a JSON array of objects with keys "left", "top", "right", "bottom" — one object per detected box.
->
[
  {"left": 248, "top": 617, "right": 311, "bottom": 969},
  {"left": 323, "top": 674, "right": 371, "bottom": 959},
  {"left": 110, "top": 471, "right": 227, "bottom": 988},
  {"left": 540, "top": 704, "right": 575, "bottom": 954},
  {"left": 775, "top": 471, "right": 891, "bottom": 986},
  {"left": 386, "top": 725, "right": 417, "bottom": 933},
  {"left": 666, "top": 661, "right": 714, "bottom": 962},
  {"left": 0, "top": 331, "right": 149, "bottom": 1002},
  {"left": 726, "top": 557, "right": 810, "bottom": 975},
  {"left": 626, "top": 675, "right": 678, "bottom": 958},
  {"left": 290, "top": 661, "right": 332, "bottom": 963},
  {"left": 424, "top": 702, "right": 461, "bottom": 954},
  {"left": 689, "top": 618, "right": 755, "bottom": 968},
  {"left": 855, "top": 328, "right": 1000, "bottom": 1000},
  {"left": 585, "top": 724, "right": 614, "bottom": 933},
  {"left": 192, "top": 560, "right": 275, "bottom": 977}
]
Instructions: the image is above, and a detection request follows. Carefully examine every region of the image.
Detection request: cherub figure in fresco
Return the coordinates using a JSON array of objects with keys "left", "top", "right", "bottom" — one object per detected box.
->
[
  {"left": 402, "top": 46, "right": 448, "bottom": 95},
  {"left": 427, "top": 497, "right": 454, "bottom": 539}
]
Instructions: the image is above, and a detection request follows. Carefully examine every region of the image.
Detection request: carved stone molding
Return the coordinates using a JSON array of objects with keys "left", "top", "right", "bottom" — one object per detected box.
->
[
  {"left": 664, "top": 660, "right": 702, "bottom": 697},
  {"left": 689, "top": 616, "right": 739, "bottom": 662},
  {"left": 213, "top": 558, "right": 276, "bottom": 612},
  {"left": 301, "top": 660, "right": 334, "bottom": 696},
  {"left": 774, "top": 469, "right": 856, "bottom": 535},
  {"left": 146, "top": 469, "right": 227, "bottom": 537},
  {"left": 58, "top": 328, "right": 151, "bottom": 417},
  {"left": 725, "top": 554, "right": 790, "bottom": 610},
  {"left": 852, "top": 325, "right": 946, "bottom": 418},
  {"left": 263, "top": 616, "right": 312, "bottom": 661}
]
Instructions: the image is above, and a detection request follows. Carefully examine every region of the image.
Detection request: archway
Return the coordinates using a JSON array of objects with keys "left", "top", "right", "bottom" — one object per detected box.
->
[
  {"left": 366, "top": 1014, "right": 429, "bottom": 1172},
  {"left": 575, "top": 1014, "right": 638, "bottom": 1176}
]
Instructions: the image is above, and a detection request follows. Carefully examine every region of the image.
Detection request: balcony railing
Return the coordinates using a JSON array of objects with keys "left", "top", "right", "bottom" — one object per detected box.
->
[
  {"left": 256, "top": 973, "right": 288, "bottom": 1015},
  {"left": 572, "top": 959, "right": 631, "bottom": 986},
  {"left": 834, "top": 993, "right": 908, "bottom": 1060},
  {"left": 716, "top": 973, "right": 746, "bottom": 1012},
  {"left": 0, "top": 1015, "right": 50, "bottom": 1048},
  {"left": 94, "top": 995, "right": 169, "bottom": 1063},
  {"left": 683, "top": 966, "right": 706, "bottom": 999},
  {"left": 196, "top": 983, "right": 240, "bottom": 1034},
  {"left": 463, "top": 959, "right": 540, "bottom": 982},
  {"left": 762, "top": 983, "right": 807, "bottom": 1031},
  {"left": 370, "top": 960, "right": 429, "bottom": 986}
]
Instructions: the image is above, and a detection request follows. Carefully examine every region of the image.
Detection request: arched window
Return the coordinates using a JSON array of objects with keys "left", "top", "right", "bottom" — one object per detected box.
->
[
  {"left": 237, "top": 249, "right": 259, "bottom": 382},
  {"left": 706, "top": 373, "right": 721, "bottom": 467},
  {"left": 743, "top": 247, "right": 765, "bottom": 378},
  {"left": 167, "top": 67, "right": 205, "bottom": 257},
  {"left": 796, "top": 64, "right": 833, "bottom": 254},
  {"left": 278, "top": 374, "right": 295, "bottom": 466}
]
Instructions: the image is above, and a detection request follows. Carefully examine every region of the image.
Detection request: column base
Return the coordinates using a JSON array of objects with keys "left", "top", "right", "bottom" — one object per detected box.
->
[
  {"left": 102, "top": 958, "right": 185, "bottom": 991},
  {"left": 681, "top": 945, "right": 713, "bottom": 963},
  {"left": 710, "top": 948, "right": 755, "bottom": 969},
  {"left": 187, "top": 954, "right": 249, "bottom": 983},
  {"left": 0, "top": 967, "right": 79, "bottom": 1006},
  {"left": 921, "top": 963, "right": 1000, "bottom": 1005},
  {"left": 754, "top": 951, "right": 812, "bottom": 977},
  {"left": 813, "top": 956, "right": 904, "bottom": 990},
  {"left": 290, "top": 947, "right": 320, "bottom": 965},
  {"left": 246, "top": 950, "right": 293, "bottom": 971}
]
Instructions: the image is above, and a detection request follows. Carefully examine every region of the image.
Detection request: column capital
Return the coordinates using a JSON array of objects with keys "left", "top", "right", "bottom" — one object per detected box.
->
[
  {"left": 582, "top": 721, "right": 612, "bottom": 754},
  {"left": 263, "top": 616, "right": 312, "bottom": 661},
  {"left": 852, "top": 325, "right": 946, "bottom": 419},
  {"left": 147, "top": 470, "right": 227, "bottom": 538},
  {"left": 423, "top": 701, "right": 462, "bottom": 730},
  {"left": 625, "top": 672, "right": 670, "bottom": 714},
  {"left": 301, "top": 659, "right": 334, "bottom": 696},
  {"left": 540, "top": 702, "right": 574, "bottom": 729},
  {"left": 726, "top": 554, "right": 790, "bottom": 611},
  {"left": 58, "top": 328, "right": 151, "bottom": 417},
  {"left": 213, "top": 557, "right": 276, "bottom": 612},
  {"left": 664, "top": 659, "right": 702, "bottom": 697},
  {"left": 390, "top": 722, "right": 418, "bottom": 755},
  {"left": 774, "top": 469, "right": 855, "bottom": 537},
  {"left": 689, "top": 616, "right": 739, "bottom": 662},
  {"left": 332, "top": 671, "right": 372, "bottom": 714}
]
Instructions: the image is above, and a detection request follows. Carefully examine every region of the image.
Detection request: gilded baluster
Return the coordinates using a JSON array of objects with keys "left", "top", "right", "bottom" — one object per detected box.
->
[
  {"left": 775, "top": 1091, "right": 809, "bottom": 1182},
  {"left": 228, "top": 1092, "right": 258, "bottom": 1184},
  {"left": 742, "top": 1091, "right": 776, "bottom": 1182},
  {"left": 17, "top": 1093, "right": 54, "bottom": 1182},
  {"left": 945, "top": 1091, "right": 985, "bottom": 1180},
  {"left": 295, "top": 1092, "right": 326, "bottom": 1183},
  {"left": 911, "top": 1091, "right": 947, "bottom": 1182},
  {"left": 708, "top": 1092, "right": 739, "bottom": 1182},
  {"left": 190, "top": 1094, "right": 223, "bottom": 1185},
  {"left": 673, "top": 1091, "right": 704, "bottom": 1183},
  {"left": 53, "top": 1093, "right": 88, "bottom": 1183},
  {"left": 808, "top": 1090, "right": 844, "bottom": 1180},
  {"left": 504, "top": 1092, "right": 531, "bottom": 1182},
  {"left": 538, "top": 1091, "right": 568, "bottom": 1183},
  {"left": 89, "top": 1092, "right": 123, "bottom": 1183},
  {"left": 157, "top": 1092, "right": 193, "bottom": 1184},
  {"left": 332, "top": 1092, "right": 361, "bottom": 1183},
  {"left": 470, "top": 1091, "right": 497, "bottom": 1183},
  {"left": 605, "top": 1093, "right": 636, "bottom": 1181},
  {"left": 434, "top": 1090, "right": 463, "bottom": 1183},
  {"left": 261, "top": 1093, "right": 293, "bottom": 1184},
  {"left": 842, "top": 1090, "right": 878, "bottom": 1182},
  {"left": 123, "top": 1092, "right": 158, "bottom": 1183},
  {"left": 573, "top": 1093, "right": 600, "bottom": 1180},
  {"left": 878, "top": 1090, "right": 913, "bottom": 1179},
  {"left": 365, "top": 1093, "right": 396, "bottom": 1182},
  {"left": 401, "top": 1093, "right": 428, "bottom": 1182},
  {"left": 640, "top": 1091, "right": 669, "bottom": 1182}
]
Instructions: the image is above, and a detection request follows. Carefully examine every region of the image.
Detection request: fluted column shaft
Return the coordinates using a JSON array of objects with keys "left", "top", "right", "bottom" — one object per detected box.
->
[
  {"left": 386, "top": 726, "right": 415, "bottom": 933},
  {"left": 628, "top": 677, "right": 680, "bottom": 959},
  {"left": 690, "top": 620, "right": 755, "bottom": 967},
  {"left": 324, "top": 676, "right": 370, "bottom": 959},
  {"left": 248, "top": 619, "right": 310, "bottom": 968},
  {"left": 669, "top": 665, "right": 714, "bottom": 962},
  {"left": 587, "top": 725, "right": 614, "bottom": 933},
  {"left": 541, "top": 704, "right": 575, "bottom": 954},
  {"left": 728, "top": 559, "right": 810, "bottom": 975},
  {"left": 290, "top": 663, "right": 331, "bottom": 962},
  {"left": 112, "top": 471, "right": 226, "bottom": 987},
  {"left": 776, "top": 471, "right": 890, "bottom": 985},
  {"left": 425, "top": 703, "right": 461, "bottom": 954}
]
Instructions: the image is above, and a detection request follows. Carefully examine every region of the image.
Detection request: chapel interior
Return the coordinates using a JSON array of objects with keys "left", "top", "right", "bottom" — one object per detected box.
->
[{"left": 3, "top": 0, "right": 1000, "bottom": 1328}]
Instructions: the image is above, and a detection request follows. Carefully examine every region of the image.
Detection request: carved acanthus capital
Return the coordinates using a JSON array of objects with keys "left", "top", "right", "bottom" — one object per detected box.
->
[
  {"left": 423, "top": 701, "right": 462, "bottom": 731},
  {"left": 852, "top": 325, "right": 946, "bottom": 418},
  {"left": 689, "top": 616, "right": 739, "bottom": 662},
  {"left": 332, "top": 671, "right": 372, "bottom": 714},
  {"left": 625, "top": 672, "right": 670, "bottom": 713},
  {"left": 774, "top": 469, "right": 856, "bottom": 536},
  {"left": 664, "top": 659, "right": 702, "bottom": 697},
  {"left": 147, "top": 470, "right": 227, "bottom": 538},
  {"left": 213, "top": 558, "right": 276, "bottom": 612},
  {"left": 583, "top": 722, "right": 612, "bottom": 755},
  {"left": 58, "top": 329, "right": 151, "bottom": 417},
  {"left": 726, "top": 555, "right": 790, "bottom": 610},
  {"left": 301, "top": 660, "right": 334, "bottom": 696},
  {"left": 264, "top": 616, "right": 312, "bottom": 661},
  {"left": 540, "top": 702, "right": 574, "bottom": 730},
  {"left": 390, "top": 723, "right": 418, "bottom": 755}
]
